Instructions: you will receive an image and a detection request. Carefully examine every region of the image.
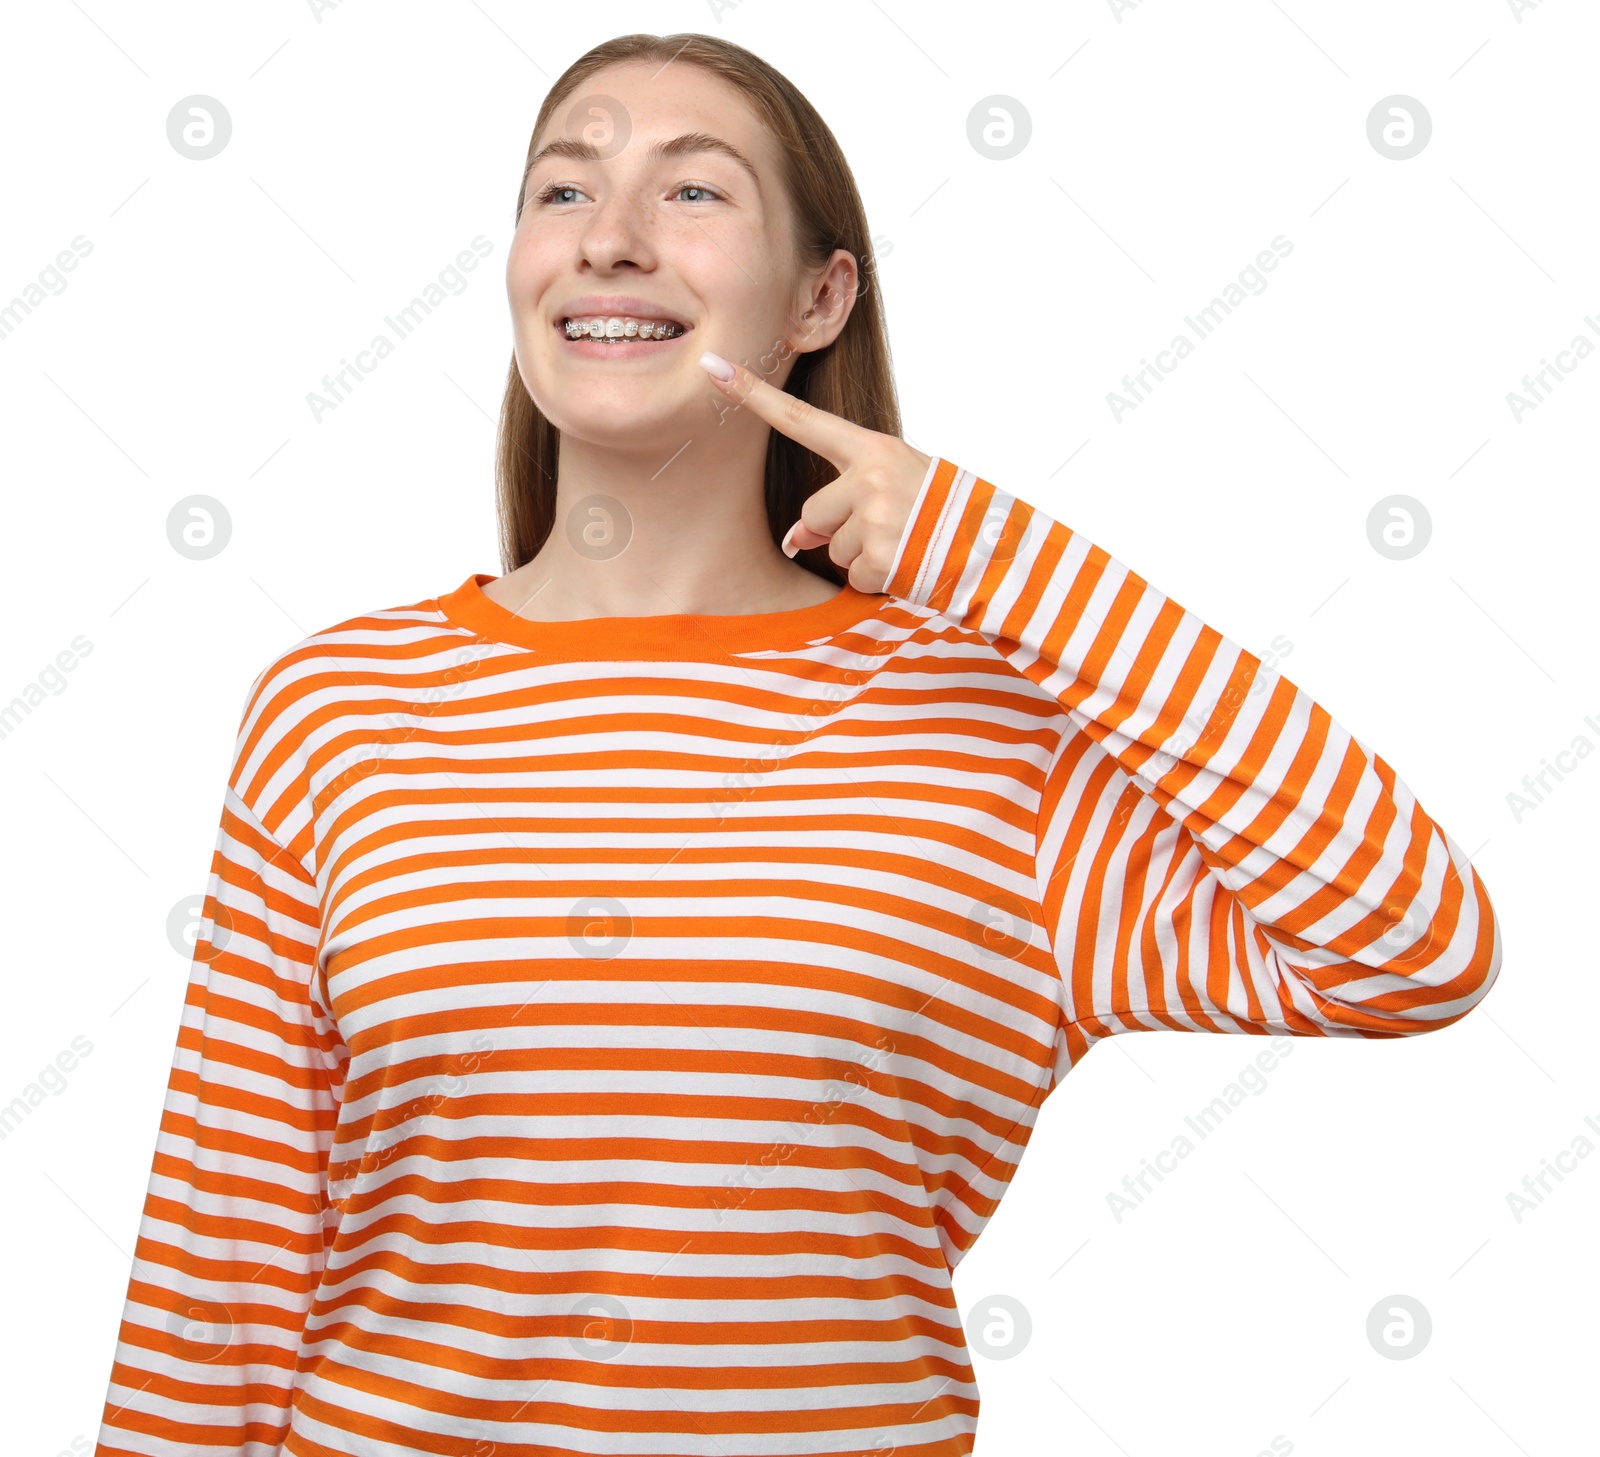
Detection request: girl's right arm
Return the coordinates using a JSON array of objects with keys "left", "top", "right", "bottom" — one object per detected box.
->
[{"left": 95, "top": 694, "right": 344, "bottom": 1457}]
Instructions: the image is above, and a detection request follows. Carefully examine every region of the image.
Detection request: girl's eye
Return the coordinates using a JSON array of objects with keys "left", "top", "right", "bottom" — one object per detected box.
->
[
  {"left": 532, "top": 183, "right": 588, "bottom": 206},
  {"left": 674, "top": 184, "right": 723, "bottom": 203}
]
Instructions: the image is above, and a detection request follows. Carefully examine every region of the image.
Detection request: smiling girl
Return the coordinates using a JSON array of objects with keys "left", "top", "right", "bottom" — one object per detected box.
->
[{"left": 94, "top": 31, "right": 1502, "bottom": 1457}]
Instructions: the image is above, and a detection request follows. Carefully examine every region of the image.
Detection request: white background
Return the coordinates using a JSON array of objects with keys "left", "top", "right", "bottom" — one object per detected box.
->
[{"left": 2, "top": 1, "right": 1594, "bottom": 1453}]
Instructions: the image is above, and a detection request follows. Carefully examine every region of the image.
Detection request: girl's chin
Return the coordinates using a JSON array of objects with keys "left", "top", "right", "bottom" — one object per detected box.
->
[{"left": 541, "top": 397, "right": 701, "bottom": 447}]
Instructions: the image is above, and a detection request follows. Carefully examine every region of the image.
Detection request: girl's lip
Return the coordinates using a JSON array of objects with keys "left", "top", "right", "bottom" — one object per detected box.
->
[{"left": 556, "top": 297, "right": 692, "bottom": 329}]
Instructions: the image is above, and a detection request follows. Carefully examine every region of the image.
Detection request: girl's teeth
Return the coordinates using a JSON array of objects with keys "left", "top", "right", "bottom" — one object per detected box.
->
[{"left": 563, "top": 316, "right": 684, "bottom": 341}]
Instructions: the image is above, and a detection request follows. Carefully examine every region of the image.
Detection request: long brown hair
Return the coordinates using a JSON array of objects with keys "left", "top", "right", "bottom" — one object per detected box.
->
[{"left": 494, "top": 32, "right": 901, "bottom": 586}]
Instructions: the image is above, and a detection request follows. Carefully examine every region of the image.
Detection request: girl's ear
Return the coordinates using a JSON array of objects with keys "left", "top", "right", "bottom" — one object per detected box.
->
[{"left": 792, "top": 252, "right": 858, "bottom": 354}]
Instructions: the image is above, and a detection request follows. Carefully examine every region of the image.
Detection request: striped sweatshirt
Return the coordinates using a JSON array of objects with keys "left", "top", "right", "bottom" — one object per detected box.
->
[{"left": 94, "top": 456, "right": 1502, "bottom": 1457}]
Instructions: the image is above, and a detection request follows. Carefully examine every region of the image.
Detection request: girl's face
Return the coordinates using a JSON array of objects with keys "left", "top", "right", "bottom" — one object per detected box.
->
[{"left": 506, "top": 60, "right": 836, "bottom": 459}]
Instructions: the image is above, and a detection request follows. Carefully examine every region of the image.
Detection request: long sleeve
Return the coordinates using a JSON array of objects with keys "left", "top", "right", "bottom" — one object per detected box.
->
[
  {"left": 95, "top": 738, "right": 344, "bottom": 1456},
  {"left": 884, "top": 457, "right": 1503, "bottom": 1079}
]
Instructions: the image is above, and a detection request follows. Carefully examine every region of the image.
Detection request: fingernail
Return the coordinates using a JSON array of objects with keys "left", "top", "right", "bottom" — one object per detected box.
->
[
  {"left": 781, "top": 521, "right": 801, "bottom": 558},
  {"left": 698, "top": 351, "right": 735, "bottom": 382}
]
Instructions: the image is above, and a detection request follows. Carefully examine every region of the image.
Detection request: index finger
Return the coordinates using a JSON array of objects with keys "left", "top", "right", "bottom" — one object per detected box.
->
[{"left": 698, "top": 351, "right": 867, "bottom": 470}]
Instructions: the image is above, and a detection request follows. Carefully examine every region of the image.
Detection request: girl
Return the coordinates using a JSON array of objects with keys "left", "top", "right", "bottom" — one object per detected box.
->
[{"left": 94, "top": 31, "right": 1501, "bottom": 1457}]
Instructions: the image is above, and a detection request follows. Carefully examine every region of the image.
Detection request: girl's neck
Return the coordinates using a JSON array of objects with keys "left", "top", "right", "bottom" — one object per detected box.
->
[{"left": 487, "top": 431, "right": 836, "bottom": 622}]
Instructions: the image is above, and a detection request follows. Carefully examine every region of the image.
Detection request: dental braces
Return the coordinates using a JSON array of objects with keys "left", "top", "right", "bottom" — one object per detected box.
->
[{"left": 564, "top": 318, "right": 687, "bottom": 340}]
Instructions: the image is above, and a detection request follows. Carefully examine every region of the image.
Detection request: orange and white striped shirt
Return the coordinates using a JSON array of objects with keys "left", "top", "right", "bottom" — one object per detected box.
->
[{"left": 94, "top": 456, "right": 1502, "bottom": 1456}]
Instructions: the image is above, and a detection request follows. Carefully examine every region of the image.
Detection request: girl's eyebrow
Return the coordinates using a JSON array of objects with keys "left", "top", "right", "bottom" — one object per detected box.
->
[{"left": 527, "top": 131, "right": 761, "bottom": 189}]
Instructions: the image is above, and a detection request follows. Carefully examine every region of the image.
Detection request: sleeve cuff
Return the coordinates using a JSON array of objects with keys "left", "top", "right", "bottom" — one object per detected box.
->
[{"left": 883, "top": 456, "right": 966, "bottom": 608}]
